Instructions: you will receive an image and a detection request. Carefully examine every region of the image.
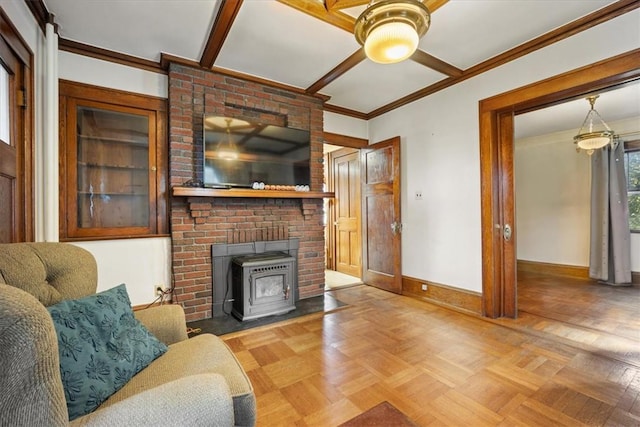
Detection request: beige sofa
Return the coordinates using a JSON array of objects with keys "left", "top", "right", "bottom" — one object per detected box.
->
[{"left": 0, "top": 243, "right": 256, "bottom": 426}]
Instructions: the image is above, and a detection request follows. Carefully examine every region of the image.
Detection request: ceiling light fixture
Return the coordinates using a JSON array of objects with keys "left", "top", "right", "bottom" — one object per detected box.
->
[
  {"left": 354, "top": 0, "right": 430, "bottom": 64},
  {"left": 573, "top": 95, "right": 615, "bottom": 155},
  {"left": 217, "top": 118, "right": 239, "bottom": 160}
]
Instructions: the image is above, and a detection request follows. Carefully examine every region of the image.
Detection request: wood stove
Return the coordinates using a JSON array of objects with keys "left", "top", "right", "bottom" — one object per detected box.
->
[{"left": 231, "top": 251, "right": 296, "bottom": 321}]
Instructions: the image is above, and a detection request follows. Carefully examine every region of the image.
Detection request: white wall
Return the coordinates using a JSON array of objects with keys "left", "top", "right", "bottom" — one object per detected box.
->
[
  {"left": 323, "top": 111, "right": 368, "bottom": 139},
  {"left": 515, "top": 117, "right": 640, "bottom": 271},
  {"left": 368, "top": 10, "right": 640, "bottom": 293},
  {"left": 57, "top": 52, "right": 170, "bottom": 305}
]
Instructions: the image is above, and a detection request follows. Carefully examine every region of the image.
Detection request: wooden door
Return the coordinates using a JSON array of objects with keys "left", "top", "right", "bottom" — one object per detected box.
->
[
  {"left": 0, "top": 32, "right": 28, "bottom": 243},
  {"left": 361, "top": 136, "right": 401, "bottom": 293},
  {"left": 333, "top": 148, "right": 361, "bottom": 277}
]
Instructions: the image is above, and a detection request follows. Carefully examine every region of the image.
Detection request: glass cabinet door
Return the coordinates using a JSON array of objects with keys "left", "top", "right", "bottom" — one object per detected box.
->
[{"left": 67, "top": 100, "right": 157, "bottom": 238}]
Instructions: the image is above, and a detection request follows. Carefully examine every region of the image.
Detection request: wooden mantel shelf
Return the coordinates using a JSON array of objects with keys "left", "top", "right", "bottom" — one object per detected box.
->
[{"left": 172, "top": 186, "right": 334, "bottom": 199}]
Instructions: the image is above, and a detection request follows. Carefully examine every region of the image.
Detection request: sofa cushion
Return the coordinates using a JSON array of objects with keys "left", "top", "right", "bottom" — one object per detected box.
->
[
  {"left": 47, "top": 284, "right": 167, "bottom": 421},
  {"left": 99, "top": 333, "right": 256, "bottom": 426}
]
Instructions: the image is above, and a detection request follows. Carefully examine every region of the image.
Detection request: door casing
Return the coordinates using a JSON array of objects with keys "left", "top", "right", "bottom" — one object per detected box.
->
[{"left": 479, "top": 49, "right": 640, "bottom": 318}]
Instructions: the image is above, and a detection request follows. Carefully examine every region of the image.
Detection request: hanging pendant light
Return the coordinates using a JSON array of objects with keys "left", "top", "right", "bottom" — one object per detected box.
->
[
  {"left": 354, "top": 0, "right": 430, "bottom": 64},
  {"left": 573, "top": 95, "right": 615, "bottom": 155},
  {"left": 217, "top": 118, "right": 239, "bottom": 160}
]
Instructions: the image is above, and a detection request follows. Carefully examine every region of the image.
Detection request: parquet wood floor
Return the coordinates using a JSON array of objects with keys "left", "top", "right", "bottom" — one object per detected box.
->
[{"left": 222, "top": 275, "right": 640, "bottom": 426}]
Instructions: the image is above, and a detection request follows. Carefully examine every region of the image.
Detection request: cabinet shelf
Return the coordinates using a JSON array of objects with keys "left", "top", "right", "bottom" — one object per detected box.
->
[
  {"left": 172, "top": 186, "right": 334, "bottom": 199},
  {"left": 78, "top": 191, "right": 148, "bottom": 196},
  {"left": 78, "top": 133, "right": 149, "bottom": 147},
  {"left": 78, "top": 161, "right": 148, "bottom": 170}
]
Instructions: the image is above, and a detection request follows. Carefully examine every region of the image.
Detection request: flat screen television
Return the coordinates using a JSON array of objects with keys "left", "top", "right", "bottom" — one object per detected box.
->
[{"left": 203, "top": 116, "right": 311, "bottom": 188}]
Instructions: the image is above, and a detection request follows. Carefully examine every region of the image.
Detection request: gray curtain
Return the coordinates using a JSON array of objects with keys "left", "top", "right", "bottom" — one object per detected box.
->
[{"left": 589, "top": 140, "right": 632, "bottom": 285}]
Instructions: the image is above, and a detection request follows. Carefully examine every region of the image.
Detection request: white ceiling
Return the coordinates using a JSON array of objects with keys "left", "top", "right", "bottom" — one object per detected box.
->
[
  {"left": 515, "top": 81, "right": 640, "bottom": 140},
  {"left": 43, "top": 0, "right": 637, "bottom": 128}
]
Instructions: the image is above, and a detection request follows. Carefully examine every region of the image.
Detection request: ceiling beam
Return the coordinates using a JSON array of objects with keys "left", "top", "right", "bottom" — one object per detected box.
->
[
  {"left": 410, "top": 50, "right": 462, "bottom": 77},
  {"left": 307, "top": 48, "right": 367, "bottom": 94},
  {"left": 325, "top": 0, "right": 367, "bottom": 11},
  {"left": 200, "top": 0, "right": 244, "bottom": 69},
  {"left": 366, "top": 0, "right": 640, "bottom": 119},
  {"left": 424, "top": 0, "right": 448, "bottom": 14},
  {"left": 325, "top": 0, "right": 448, "bottom": 13},
  {"left": 277, "top": 0, "right": 355, "bottom": 33}
]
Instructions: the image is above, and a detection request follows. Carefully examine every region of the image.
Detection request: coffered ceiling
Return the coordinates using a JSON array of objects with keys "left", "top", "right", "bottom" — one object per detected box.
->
[{"left": 37, "top": 0, "right": 638, "bottom": 120}]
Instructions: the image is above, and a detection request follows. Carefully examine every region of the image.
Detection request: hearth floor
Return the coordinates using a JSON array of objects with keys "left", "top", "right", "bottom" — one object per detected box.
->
[{"left": 187, "top": 291, "right": 348, "bottom": 336}]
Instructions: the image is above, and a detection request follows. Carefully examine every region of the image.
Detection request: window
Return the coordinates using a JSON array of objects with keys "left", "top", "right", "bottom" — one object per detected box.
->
[
  {"left": 0, "top": 65, "right": 10, "bottom": 144},
  {"left": 623, "top": 139, "right": 640, "bottom": 232}
]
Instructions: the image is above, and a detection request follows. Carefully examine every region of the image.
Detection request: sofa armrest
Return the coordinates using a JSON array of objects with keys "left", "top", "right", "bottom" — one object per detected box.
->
[
  {"left": 71, "top": 374, "right": 234, "bottom": 426},
  {"left": 134, "top": 304, "right": 188, "bottom": 345}
]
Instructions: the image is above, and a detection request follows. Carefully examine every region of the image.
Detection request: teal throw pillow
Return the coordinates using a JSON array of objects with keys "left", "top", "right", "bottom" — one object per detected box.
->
[{"left": 47, "top": 284, "right": 168, "bottom": 421}]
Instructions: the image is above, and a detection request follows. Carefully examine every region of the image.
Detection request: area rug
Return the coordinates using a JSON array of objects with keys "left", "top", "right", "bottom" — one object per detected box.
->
[
  {"left": 339, "top": 402, "right": 418, "bottom": 427},
  {"left": 187, "top": 292, "right": 346, "bottom": 336}
]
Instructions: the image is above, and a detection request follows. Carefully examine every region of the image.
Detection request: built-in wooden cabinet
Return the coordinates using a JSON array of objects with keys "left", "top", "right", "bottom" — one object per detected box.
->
[{"left": 59, "top": 81, "right": 168, "bottom": 240}]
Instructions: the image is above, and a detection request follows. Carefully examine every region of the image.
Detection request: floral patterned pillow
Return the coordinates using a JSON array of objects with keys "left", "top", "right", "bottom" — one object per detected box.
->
[{"left": 47, "top": 284, "right": 168, "bottom": 421}]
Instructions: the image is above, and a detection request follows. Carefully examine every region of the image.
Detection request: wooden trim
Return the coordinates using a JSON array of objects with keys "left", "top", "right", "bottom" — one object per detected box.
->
[
  {"left": 410, "top": 50, "right": 462, "bottom": 77},
  {"left": 367, "top": 0, "right": 639, "bottom": 119},
  {"left": 402, "top": 275, "right": 482, "bottom": 315},
  {"left": 307, "top": 48, "right": 366, "bottom": 94},
  {"left": 480, "top": 50, "right": 640, "bottom": 319},
  {"left": 518, "top": 260, "right": 591, "bottom": 280},
  {"left": 200, "top": 0, "right": 243, "bottom": 69},
  {"left": 58, "top": 38, "right": 164, "bottom": 73},
  {"left": 160, "top": 53, "right": 201, "bottom": 70},
  {"left": 212, "top": 65, "right": 330, "bottom": 102},
  {"left": 0, "top": 9, "right": 33, "bottom": 65},
  {"left": 162, "top": 54, "right": 332, "bottom": 102},
  {"left": 323, "top": 103, "right": 369, "bottom": 120},
  {"left": 59, "top": 79, "right": 167, "bottom": 109},
  {"left": 518, "top": 260, "right": 640, "bottom": 285},
  {"left": 323, "top": 132, "right": 368, "bottom": 149},
  {"left": 172, "top": 186, "right": 334, "bottom": 199},
  {"left": 24, "top": 0, "right": 50, "bottom": 32}
]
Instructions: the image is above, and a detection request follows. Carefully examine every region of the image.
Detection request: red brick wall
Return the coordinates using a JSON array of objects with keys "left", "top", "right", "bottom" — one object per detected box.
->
[{"left": 168, "top": 63, "right": 326, "bottom": 322}]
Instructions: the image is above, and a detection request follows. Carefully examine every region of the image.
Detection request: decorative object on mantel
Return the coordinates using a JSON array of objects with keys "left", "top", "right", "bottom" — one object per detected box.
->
[
  {"left": 574, "top": 95, "right": 616, "bottom": 155},
  {"left": 354, "top": 0, "right": 430, "bottom": 64},
  {"left": 172, "top": 186, "right": 333, "bottom": 199},
  {"left": 251, "top": 182, "right": 310, "bottom": 191}
]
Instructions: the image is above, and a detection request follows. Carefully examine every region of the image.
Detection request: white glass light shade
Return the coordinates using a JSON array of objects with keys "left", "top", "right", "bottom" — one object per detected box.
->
[
  {"left": 574, "top": 132, "right": 613, "bottom": 151},
  {"left": 573, "top": 95, "right": 615, "bottom": 154},
  {"left": 364, "top": 21, "right": 419, "bottom": 64},
  {"left": 354, "top": 0, "right": 430, "bottom": 65}
]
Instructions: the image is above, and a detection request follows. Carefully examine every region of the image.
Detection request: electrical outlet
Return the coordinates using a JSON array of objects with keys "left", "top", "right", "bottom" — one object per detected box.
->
[
  {"left": 155, "top": 286, "right": 164, "bottom": 297},
  {"left": 421, "top": 283, "right": 428, "bottom": 291},
  {"left": 415, "top": 191, "right": 423, "bottom": 200}
]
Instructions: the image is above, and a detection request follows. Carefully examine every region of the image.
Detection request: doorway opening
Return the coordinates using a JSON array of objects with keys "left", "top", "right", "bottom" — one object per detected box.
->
[
  {"left": 324, "top": 142, "right": 363, "bottom": 290},
  {"left": 479, "top": 50, "right": 640, "bottom": 318}
]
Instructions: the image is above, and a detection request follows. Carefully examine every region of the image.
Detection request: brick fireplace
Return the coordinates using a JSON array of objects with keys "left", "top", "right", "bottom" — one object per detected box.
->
[{"left": 168, "top": 63, "right": 326, "bottom": 322}]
